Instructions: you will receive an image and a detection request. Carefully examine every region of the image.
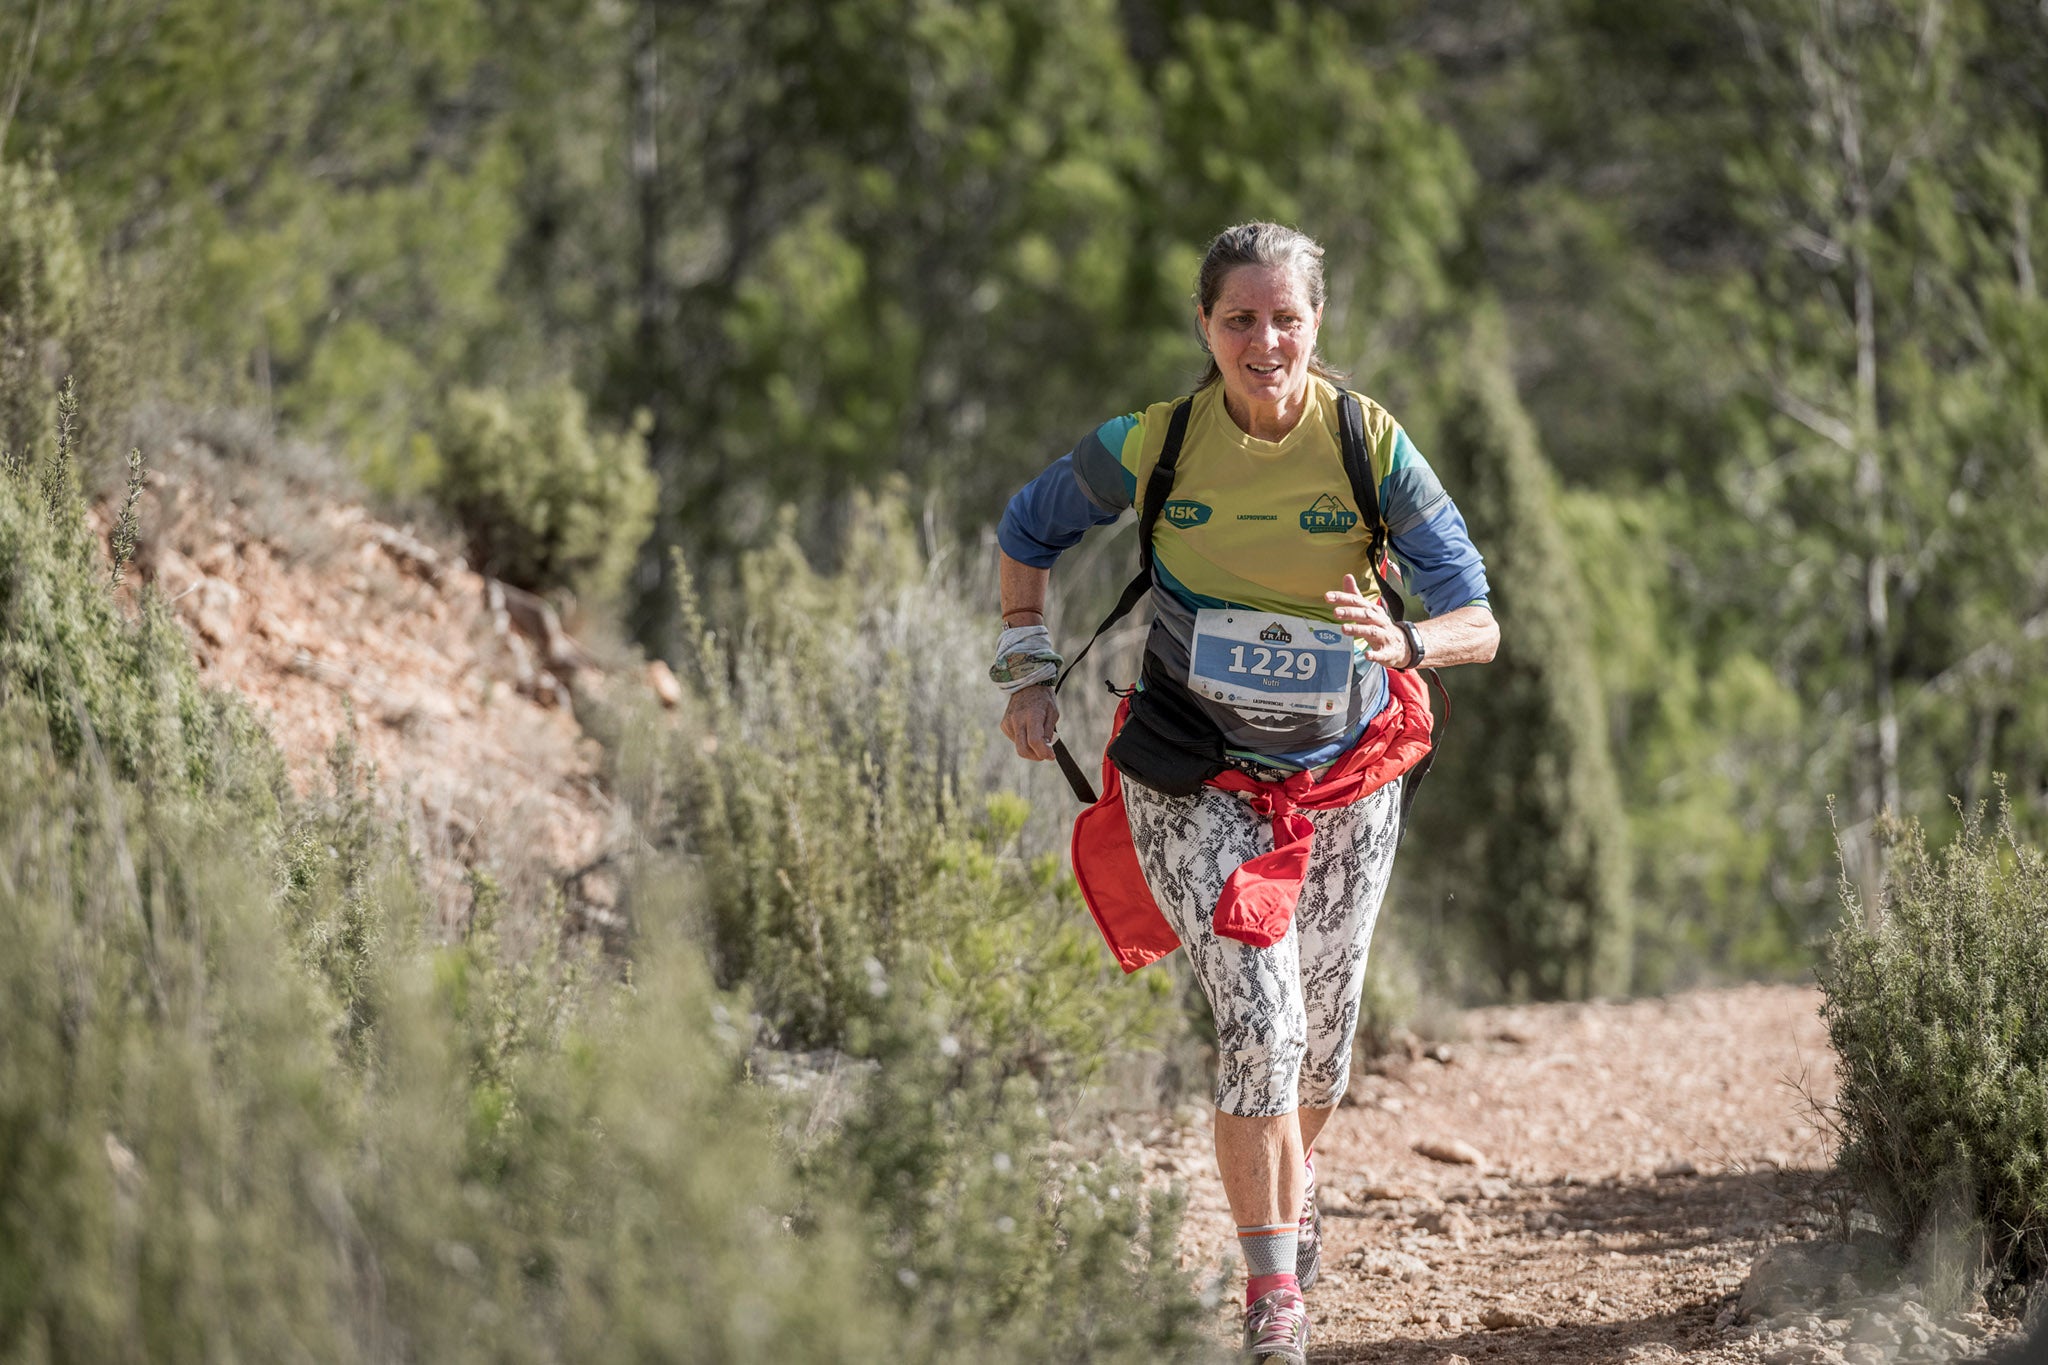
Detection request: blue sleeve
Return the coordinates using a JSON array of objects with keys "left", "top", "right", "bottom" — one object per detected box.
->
[
  {"left": 1389, "top": 499, "right": 1491, "bottom": 618},
  {"left": 1376, "top": 425, "right": 1489, "bottom": 617},
  {"left": 997, "top": 451, "right": 1125, "bottom": 568}
]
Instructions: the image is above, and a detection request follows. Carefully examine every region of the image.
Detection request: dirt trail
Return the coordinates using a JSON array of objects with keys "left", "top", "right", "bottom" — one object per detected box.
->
[{"left": 1138, "top": 983, "right": 2010, "bottom": 1363}]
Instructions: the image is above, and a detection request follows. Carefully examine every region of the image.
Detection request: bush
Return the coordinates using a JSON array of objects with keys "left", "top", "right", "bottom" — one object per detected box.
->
[
  {"left": 431, "top": 380, "right": 656, "bottom": 602},
  {"left": 0, "top": 394, "right": 1217, "bottom": 1362},
  {"left": 656, "top": 493, "right": 1173, "bottom": 1074},
  {"left": 620, "top": 494, "right": 1220, "bottom": 1358},
  {"left": 1818, "top": 801, "right": 2048, "bottom": 1302}
]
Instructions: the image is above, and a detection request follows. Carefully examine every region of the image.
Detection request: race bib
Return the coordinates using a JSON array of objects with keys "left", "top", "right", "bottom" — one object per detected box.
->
[{"left": 1187, "top": 609, "right": 1355, "bottom": 718}]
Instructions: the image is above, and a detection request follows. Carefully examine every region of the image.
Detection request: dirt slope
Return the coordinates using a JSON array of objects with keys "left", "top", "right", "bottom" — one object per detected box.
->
[
  {"left": 1138, "top": 984, "right": 2015, "bottom": 1364},
  {"left": 120, "top": 434, "right": 655, "bottom": 937}
]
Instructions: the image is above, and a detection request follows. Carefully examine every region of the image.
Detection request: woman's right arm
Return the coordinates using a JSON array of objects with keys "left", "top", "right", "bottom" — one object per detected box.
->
[
  {"left": 998, "top": 552, "right": 1059, "bottom": 761},
  {"left": 993, "top": 416, "right": 1142, "bottom": 762}
]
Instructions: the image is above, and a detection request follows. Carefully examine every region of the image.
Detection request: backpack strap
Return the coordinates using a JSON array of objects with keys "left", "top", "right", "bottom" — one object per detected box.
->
[
  {"left": 1337, "top": 388, "right": 1445, "bottom": 837},
  {"left": 1336, "top": 389, "right": 1404, "bottom": 623}
]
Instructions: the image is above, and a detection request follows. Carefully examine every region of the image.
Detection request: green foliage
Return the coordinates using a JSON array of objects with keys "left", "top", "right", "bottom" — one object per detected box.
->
[
  {"left": 1819, "top": 803, "right": 2048, "bottom": 1300},
  {"left": 0, "top": 156, "right": 91, "bottom": 460},
  {"left": 0, "top": 411, "right": 281, "bottom": 810},
  {"left": 7, "top": 0, "right": 520, "bottom": 477},
  {"left": 0, "top": 388, "right": 1214, "bottom": 1362},
  {"left": 1556, "top": 487, "right": 1822, "bottom": 986},
  {"left": 626, "top": 493, "right": 1212, "bottom": 1358},
  {"left": 658, "top": 492, "right": 1174, "bottom": 1071},
  {"left": 1713, "top": 0, "right": 2048, "bottom": 902},
  {"left": 431, "top": 380, "right": 656, "bottom": 602},
  {"left": 1407, "top": 316, "right": 1632, "bottom": 1000},
  {"left": 835, "top": 1019, "right": 1210, "bottom": 1361}
]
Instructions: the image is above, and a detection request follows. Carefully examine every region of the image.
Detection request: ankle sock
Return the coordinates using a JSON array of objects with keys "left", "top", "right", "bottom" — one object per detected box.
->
[{"left": 1238, "top": 1222, "right": 1300, "bottom": 1305}]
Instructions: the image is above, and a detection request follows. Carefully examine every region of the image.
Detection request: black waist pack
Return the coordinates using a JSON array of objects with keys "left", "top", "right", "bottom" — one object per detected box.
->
[{"left": 1105, "top": 652, "right": 1227, "bottom": 798}]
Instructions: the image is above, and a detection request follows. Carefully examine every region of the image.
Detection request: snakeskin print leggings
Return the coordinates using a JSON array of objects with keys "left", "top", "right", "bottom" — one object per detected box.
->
[{"left": 1124, "top": 777, "right": 1403, "bottom": 1118}]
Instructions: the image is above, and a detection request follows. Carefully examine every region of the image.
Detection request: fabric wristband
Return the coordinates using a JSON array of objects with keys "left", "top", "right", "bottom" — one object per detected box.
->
[{"left": 990, "top": 625, "right": 1063, "bottom": 694}]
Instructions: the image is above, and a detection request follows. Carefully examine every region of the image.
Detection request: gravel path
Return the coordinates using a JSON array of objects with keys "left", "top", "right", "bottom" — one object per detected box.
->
[{"left": 1139, "top": 983, "right": 2017, "bottom": 1363}]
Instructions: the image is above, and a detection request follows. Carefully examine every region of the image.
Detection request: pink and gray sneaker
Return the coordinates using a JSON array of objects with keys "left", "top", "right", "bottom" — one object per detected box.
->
[
  {"left": 1243, "top": 1285, "right": 1310, "bottom": 1363},
  {"left": 1295, "top": 1154, "right": 1322, "bottom": 1291}
]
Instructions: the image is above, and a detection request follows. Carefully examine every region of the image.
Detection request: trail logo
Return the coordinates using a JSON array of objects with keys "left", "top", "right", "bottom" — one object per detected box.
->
[
  {"left": 1259, "top": 621, "right": 1294, "bottom": 644},
  {"left": 1299, "top": 493, "right": 1358, "bottom": 534},
  {"left": 1163, "top": 499, "right": 1212, "bottom": 528}
]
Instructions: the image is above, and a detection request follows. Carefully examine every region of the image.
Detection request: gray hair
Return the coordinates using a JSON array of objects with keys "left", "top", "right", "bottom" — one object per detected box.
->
[{"left": 1193, "top": 222, "right": 1348, "bottom": 390}]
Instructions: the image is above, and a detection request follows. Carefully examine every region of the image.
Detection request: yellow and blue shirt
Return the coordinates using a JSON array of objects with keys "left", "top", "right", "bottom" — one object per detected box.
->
[{"left": 999, "top": 378, "right": 1490, "bottom": 766}]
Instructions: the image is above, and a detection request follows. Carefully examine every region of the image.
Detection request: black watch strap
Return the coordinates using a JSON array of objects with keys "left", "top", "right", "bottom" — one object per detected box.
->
[{"left": 1396, "top": 620, "right": 1425, "bottom": 670}]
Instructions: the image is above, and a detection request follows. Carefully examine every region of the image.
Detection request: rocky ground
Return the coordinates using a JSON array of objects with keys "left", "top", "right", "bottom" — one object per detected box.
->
[
  {"left": 114, "top": 429, "right": 672, "bottom": 939},
  {"left": 1127, "top": 984, "right": 2023, "bottom": 1364}
]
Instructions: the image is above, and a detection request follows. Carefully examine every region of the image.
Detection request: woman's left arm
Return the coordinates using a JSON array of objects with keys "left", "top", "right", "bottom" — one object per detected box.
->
[{"left": 1325, "top": 576, "right": 1498, "bottom": 668}]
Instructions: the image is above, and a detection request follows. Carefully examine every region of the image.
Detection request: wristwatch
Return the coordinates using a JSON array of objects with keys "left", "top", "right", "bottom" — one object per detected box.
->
[{"left": 1395, "top": 620, "right": 1426, "bottom": 670}]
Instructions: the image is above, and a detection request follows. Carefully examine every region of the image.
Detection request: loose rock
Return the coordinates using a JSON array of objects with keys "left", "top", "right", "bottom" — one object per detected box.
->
[
  {"left": 1480, "top": 1305, "right": 1545, "bottom": 1330},
  {"left": 1414, "top": 1137, "right": 1488, "bottom": 1167},
  {"left": 1349, "top": 1248, "right": 1433, "bottom": 1283},
  {"left": 1418, "top": 1206, "right": 1477, "bottom": 1248}
]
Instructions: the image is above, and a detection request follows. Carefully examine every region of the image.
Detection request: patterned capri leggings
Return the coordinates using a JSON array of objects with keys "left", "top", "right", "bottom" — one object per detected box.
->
[{"left": 1124, "top": 777, "right": 1403, "bottom": 1118}]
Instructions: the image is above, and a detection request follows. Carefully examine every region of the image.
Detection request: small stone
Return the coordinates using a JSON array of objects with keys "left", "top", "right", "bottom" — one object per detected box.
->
[
  {"left": 1353, "top": 1248, "right": 1433, "bottom": 1283},
  {"left": 1765, "top": 1345, "right": 1846, "bottom": 1365},
  {"left": 1414, "top": 1137, "right": 1488, "bottom": 1167},
  {"left": 1627, "top": 1346, "right": 1684, "bottom": 1363},
  {"left": 1480, "top": 1305, "right": 1545, "bottom": 1330},
  {"left": 1840, "top": 1345, "right": 1887, "bottom": 1365},
  {"left": 1418, "top": 1206, "right": 1476, "bottom": 1248}
]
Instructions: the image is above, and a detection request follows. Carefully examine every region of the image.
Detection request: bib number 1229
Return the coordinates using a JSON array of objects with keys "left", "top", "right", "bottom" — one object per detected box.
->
[
  {"left": 1225, "top": 644, "right": 1318, "bottom": 681},
  {"left": 1187, "top": 608, "right": 1354, "bottom": 717}
]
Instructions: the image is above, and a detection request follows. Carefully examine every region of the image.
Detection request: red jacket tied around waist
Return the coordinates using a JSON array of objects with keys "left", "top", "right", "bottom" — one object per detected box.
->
[{"left": 1069, "top": 665, "right": 1436, "bottom": 973}]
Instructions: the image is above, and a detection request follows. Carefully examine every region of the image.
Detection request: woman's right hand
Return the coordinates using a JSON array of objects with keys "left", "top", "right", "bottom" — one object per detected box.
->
[{"left": 1001, "top": 684, "right": 1060, "bottom": 761}]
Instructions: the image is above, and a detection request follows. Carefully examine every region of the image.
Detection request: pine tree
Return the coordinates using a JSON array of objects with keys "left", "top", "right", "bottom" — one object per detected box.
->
[{"left": 1408, "top": 311, "right": 1633, "bottom": 1000}]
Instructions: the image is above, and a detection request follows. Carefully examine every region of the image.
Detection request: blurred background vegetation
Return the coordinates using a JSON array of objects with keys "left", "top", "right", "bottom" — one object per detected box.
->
[
  {"left": 9, "top": 0, "right": 2044, "bottom": 992},
  {"left": 2, "top": 0, "right": 2047, "bottom": 1351}
]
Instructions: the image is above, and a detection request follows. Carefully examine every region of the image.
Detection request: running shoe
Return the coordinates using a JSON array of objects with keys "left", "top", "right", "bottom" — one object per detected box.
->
[
  {"left": 1243, "top": 1286, "right": 1309, "bottom": 1364},
  {"left": 1295, "top": 1156, "right": 1321, "bottom": 1291}
]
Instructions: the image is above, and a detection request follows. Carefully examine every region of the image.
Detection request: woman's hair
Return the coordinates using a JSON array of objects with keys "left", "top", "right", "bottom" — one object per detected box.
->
[{"left": 1193, "top": 221, "right": 1348, "bottom": 389}]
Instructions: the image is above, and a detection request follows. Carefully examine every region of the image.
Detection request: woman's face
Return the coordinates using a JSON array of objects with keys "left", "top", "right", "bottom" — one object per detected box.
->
[{"left": 1198, "top": 263, "right": 1323, "bottom": 413}]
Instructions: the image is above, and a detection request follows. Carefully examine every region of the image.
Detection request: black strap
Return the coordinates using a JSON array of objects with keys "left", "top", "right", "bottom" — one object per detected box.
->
[
  {"left": 1054, "top": 396, "right": 1194, "bottom": 695},
  {"left": 1051, "top": 738, "right": 1097, "bottom": 805},
  {"left": 1336, "top": 390, "right": 1404, "bottom": 624},
  {"left": 1339, "top": 389, "right": 1448, "bottom": 840}
]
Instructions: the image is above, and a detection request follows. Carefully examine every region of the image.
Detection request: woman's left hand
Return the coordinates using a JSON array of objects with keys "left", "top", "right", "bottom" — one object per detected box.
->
[{"left": 1325, "top": 573, "right": 1411, "bottom": 668}]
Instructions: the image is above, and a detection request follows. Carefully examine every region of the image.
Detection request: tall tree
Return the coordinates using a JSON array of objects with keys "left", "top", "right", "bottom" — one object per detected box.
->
[
  {"left": 1718, "top": 0, "right": 2048, "bottom": 895},
  {"left": 1407, "top": 312, "right": 1633, "bottom": 1000}
]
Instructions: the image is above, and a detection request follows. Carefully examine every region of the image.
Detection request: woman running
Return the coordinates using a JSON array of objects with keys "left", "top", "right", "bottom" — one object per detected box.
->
[{"left": 990, "top": 222, "right": 1498, "bottom": 1363}]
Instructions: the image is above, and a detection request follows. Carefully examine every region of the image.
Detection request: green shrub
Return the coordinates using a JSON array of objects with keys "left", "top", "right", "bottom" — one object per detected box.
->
[
  {"left": 1818, "top": 801, "right": 2048, "bottom": 1301},
  {"left": 623, "top": 494, "right": 1220, "bottom": 1358},
  {"left": 431, "top": 380, "right": 656, "bottom": 602},
  {"left": 657, "top": 494, "right": 1174, "bottom": 1074},
  {"left": 1, "top": 393, "right": 1215, "bottom": 1362}
]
